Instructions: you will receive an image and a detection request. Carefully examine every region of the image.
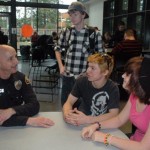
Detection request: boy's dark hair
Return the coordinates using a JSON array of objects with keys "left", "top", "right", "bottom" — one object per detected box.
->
[
  {"left": 118, "top": 21, "right": 125, "bottom": 26},
  {"left": 52, "top": 31, "right": 57, "bottom": 37}
]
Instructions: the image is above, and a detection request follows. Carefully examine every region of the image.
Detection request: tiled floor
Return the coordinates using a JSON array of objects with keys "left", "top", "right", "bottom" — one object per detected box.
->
[
  {"left": 18, "top": 58, "right": 132, "bottom": 134},
  {"left": 18, "top": 59, "right": 62, "bottom": 111}
]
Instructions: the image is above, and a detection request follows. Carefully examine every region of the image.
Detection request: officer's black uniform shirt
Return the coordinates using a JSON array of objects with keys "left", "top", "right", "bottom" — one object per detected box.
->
[{"left": 0, "top": 71, "right": 39, "bottom": 126}]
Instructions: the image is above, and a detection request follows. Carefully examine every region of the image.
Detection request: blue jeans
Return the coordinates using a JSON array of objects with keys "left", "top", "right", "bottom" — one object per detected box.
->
[{"left": 61, "top": 76, "right": 75, "bottom": 106}]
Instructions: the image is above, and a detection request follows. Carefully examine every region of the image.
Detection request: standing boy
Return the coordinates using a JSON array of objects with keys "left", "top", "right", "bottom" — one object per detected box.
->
[{"left": 55, "top": 2, "right": 103, "bottom": 106}]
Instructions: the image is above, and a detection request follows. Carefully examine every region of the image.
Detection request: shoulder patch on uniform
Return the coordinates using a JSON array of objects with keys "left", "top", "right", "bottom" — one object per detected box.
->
[
  {"left": 14, "top": 80, "right": 22, "bottom": 90},
  {"left": 25, "top": 76, "right": 31, "bottom": 84}
]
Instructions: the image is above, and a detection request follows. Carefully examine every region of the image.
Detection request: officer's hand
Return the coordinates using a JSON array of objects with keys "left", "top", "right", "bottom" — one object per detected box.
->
[
  {"left": 0, "top": 108, "right": 16, "bottom": 125},
  {"left": 26, "top": 117, "right": 55, "bottom": 128}
]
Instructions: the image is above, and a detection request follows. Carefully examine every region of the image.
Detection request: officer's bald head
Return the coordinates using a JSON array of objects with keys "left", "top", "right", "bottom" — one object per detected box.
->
[
  {"left": 0, "top": 45, "right": 16, "bottom": 59},
  {"left": 0, "top": 45, "right": 18, "bottom": 78}
]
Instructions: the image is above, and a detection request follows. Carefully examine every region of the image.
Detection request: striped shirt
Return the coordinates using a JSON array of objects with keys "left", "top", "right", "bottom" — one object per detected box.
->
[
  {"left": 110, "top": 39, "right": 142, "bottom": 68},
  {"left": 55, "top": 25, "right": 103, "bottom": 78},
  {"left": 111, "top": 39, "right": 142, "bottom": 55}
]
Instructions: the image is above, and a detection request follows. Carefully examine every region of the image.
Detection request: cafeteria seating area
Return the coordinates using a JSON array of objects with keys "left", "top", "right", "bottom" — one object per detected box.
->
[
  {"left": 18, "top": 58, "right": 132, "bottom": 134},
  {"left": 0, "top": 0, "right": 150, "bottom": 146}
]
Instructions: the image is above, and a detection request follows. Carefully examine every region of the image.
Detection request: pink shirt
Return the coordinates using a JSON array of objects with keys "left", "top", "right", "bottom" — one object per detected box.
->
[{"left": 129, "top": 93, "right": 150, "bottom": 142}]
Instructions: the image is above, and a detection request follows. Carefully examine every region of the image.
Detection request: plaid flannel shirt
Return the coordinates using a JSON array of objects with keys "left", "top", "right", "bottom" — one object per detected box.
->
[{"left": 55, "top": 25, "right": 103, "bottom": 78}]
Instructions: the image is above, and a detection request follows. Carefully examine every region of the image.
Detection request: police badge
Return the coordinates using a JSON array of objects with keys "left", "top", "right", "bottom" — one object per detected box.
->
[{"left": 14, "top": 80, "right": 22, "bottom": 90}]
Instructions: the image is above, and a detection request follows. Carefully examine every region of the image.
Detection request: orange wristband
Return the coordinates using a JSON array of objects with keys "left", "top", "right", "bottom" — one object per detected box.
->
[{"left": 104, "top": 133, "right": 111, "bottom": 146}]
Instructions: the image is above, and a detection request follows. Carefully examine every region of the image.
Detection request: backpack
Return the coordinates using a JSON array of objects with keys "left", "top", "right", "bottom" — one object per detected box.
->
[{"left": 63, "top": 26, "right": 96, "bottom": 55}]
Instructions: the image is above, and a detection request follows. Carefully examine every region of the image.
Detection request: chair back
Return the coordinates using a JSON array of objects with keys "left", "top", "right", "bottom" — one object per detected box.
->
[
  {"left": 114, "top": 49, "right": 142, "bottom": 69},
  {"left": 31, "top": 46, "right": 44, "bottom": 66},
  {"left": 20, "top": 45, "right": 30, "bottom": 60}
]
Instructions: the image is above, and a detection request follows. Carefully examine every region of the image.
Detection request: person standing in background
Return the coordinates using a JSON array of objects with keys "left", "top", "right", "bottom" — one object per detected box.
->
[
  {"left": 113, "top": 21, "right": 126, "bottom": 46},
  {"left": 0, "top": 26, "right": 4, "bottom": 36},
  {"left": 31, "top": 31, "right": 39, "bottom": 48},
  {"left": 52, "top": 31, "right": 58, "bottom": 43},
  {"left": 55, "top": 1, "right": 103, "bottom": 106},
  {"left": 111, "top": 29, "right": 142, "bottom": 55},
  {"left": 0, "top": 26, "right": 8, "bottom": 45},
  {"left": 103, "top": 32, "right": 114, "bottom": 49},
  {"left": 110, "top": 29, "right": 142, "bottom": 68}
]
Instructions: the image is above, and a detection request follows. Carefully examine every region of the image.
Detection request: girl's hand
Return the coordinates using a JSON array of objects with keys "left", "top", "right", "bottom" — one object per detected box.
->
[{"left": 81, "top": 123, "right": 99, "bottom": 139}]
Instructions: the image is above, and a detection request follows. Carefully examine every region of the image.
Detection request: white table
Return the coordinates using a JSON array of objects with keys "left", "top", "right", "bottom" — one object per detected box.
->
[
  {"left": 142, "top": 49, "right": 150, "bottom": 56},
  {"left": 0, "top": 112, "right": 128, "bottom": 150}
]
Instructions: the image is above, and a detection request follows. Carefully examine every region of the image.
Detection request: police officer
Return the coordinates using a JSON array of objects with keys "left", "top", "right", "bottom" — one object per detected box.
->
[{"left": 0, "top": 45, "right": 54, "bottom": 127}]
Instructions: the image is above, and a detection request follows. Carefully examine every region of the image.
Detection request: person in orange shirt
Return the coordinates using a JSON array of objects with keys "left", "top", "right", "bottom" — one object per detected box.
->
[{"left": 31, "top": 31, "right": 39, "bottom": 48}]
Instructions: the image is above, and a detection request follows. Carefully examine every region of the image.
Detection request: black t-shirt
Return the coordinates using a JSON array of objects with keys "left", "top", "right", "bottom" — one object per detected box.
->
[
  {"left": 113, "top": 30, "right": 125, "bottom": 46},
  {"left": 0, "top": 71, "right": 39, "bottom": 126},
  {"left": 71, "top": 76, "right": 120, "bottom": 116}
]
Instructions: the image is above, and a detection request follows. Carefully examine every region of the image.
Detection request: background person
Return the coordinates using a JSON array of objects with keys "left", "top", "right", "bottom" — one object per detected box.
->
[
  {"left": 0, "top": 45, "right": 54, "bottom": 127},
  {"left": 63, "top": 53, "right": 119, "bottom": 126},
  {"left": 102, "top": 32, "right": 114, "bottom": 49},
  {"left": 94, "top": 27, "right": 100, "bottom": 31},
  {"left": 52, "top": 31, "right": 58, "bottom": 43},
  {"left": 111, "top": 28, "right": 142, "bottom": 69},
  {"left": 46, "top": 31, "right": 58, "bottom": 59},
  {"left": 0, "top": 26, "right": 8, "bottom": 45},
  {"left": 31, "top": 31, "right": 39, "bottom": 48},
  {"left": 55, "top": 1, "right": 103, "bottom": 107},
  {"left": 111, "top": 29, "right": 142, "bottom": 56},
  {"left": 81, "top": 57, "right": 150, "bottom": 150},
  {"left": 113, "top": 21, "right": 126, "bottom": 46}
]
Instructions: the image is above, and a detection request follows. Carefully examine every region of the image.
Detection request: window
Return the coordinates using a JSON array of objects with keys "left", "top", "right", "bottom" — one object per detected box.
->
[
  {"left": 0, "top": 6, "right": 11, "bottom": 12},
  {"left": 135, "top": 15, "right": 144, "bottom": 39},
  {"left": 137, "top": 0, "right": 144, "bottom": 11},
  {"left": 0, "top": 13, "right": 10, "bottom": 41},
  {"left": 37, "top": 8, "right": 57, "bottom": 35},
  {"left": 103, "top": 19, "right": 114, "bottom": 35},
  {"left": 16, "top": 0, "right": 58, "bottom": 3},
  {"left": 115, "top": 0, "right": 128, "bottom": 15},
  {"left": 16, "top": 6, "right": 58, "bottom": 50},
  {"left": 104, "top": 0, "right": 114, "bottom": 17},
  {"left": 16, "top": 0, "right": 74, "bottom": 4},
  {"left": 122, "top": 0, "right": 128, "bottom": 11}
]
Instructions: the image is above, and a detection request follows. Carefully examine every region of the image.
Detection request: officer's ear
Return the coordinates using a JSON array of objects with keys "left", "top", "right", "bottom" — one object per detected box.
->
[{"left": 0, "top": 61, "right": 3, "bottom": 69}]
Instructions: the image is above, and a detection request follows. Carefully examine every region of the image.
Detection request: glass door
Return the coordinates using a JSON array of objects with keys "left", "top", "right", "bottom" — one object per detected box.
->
[{"left": 0, "top": 12, "right": 10, "bottom": 44}]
